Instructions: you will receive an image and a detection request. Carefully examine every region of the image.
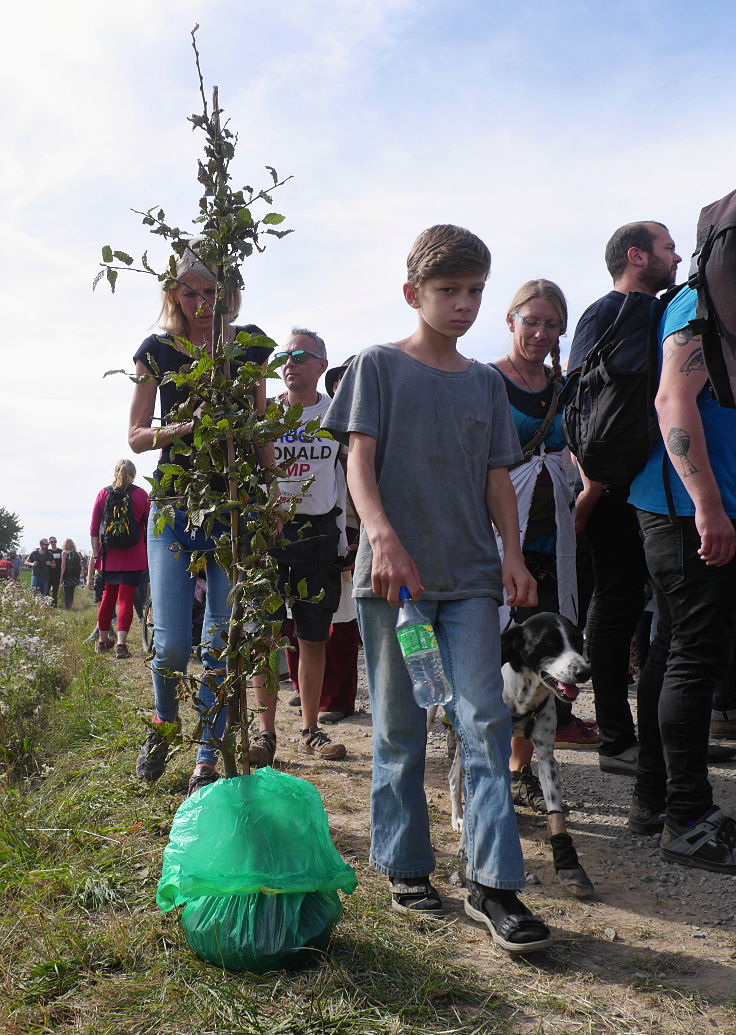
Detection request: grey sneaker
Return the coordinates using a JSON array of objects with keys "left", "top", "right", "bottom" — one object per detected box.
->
[
  {"left": 660, "top": 807, "right": 736, "bottom": 874},
  {"left": 599, "top": 744, "right": 638, "bottom": 776},
  {"left": 627, "top": 794, "right": 665, "bottom": 835},
  {"left": 510, "top": 765, "right": 546, "bottom": 813}
]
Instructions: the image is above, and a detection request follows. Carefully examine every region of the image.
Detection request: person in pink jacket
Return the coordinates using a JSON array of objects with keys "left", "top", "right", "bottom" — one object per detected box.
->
[{"left": 90, "top": 459, "right": 150, "bottom": 659}]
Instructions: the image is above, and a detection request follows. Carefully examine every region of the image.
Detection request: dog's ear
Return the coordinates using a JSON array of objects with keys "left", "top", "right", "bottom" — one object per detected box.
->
[{"left": 501, "top": 624, "right": 525, "bottom": 667}]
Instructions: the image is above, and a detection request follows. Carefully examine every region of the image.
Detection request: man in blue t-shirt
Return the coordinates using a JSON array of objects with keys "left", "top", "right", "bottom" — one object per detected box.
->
[{"left": 628, "top": 285, "right": 736, "bottom": 873}]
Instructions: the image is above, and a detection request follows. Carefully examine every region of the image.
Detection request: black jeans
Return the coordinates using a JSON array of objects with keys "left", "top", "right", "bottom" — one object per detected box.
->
[
  {"left": 584, "top": 488, "right": 647, "bottom": 755},
  {"left": 635, "top": 510, "right": 736, "bottom": 823}
]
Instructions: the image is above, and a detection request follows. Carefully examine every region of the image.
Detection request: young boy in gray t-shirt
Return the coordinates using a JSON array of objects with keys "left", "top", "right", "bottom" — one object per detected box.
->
[{"left": 323, "top": 224, "right": 553, "bottom": 953}]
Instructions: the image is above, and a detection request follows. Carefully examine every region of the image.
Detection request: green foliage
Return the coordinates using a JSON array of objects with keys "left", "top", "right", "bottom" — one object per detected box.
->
[
  {"left": 0, "top": 507, "right": 22, "bottom": 554},
  {"left": 0, "top": 582, "right": 70, "bottom": 778},
  {"left": 92, "top": 27, "right": 301, "bottom": 775}
]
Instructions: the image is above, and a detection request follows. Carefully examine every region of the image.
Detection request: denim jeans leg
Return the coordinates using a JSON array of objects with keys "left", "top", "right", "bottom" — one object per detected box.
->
[
  {"left": 357, "top": 595, "right": 524, "bottom": 889},
  {"left": 435, "top": 598, "right": 524, "bottom": 889},
  {"left": 356, "top": 596, "right": 435, "bottom": 879},
  {"left": 195, "top": 553, "right": 232, "bottom": 766},
  {"left": 637, "top": 509, "right": 736, "bottom": 822},
  {"left": 585, "top": 490, "right": 646, "bottom": 755},
  {"left": 147, "top": 506, "right": 234, "bottom": 767},
  {"left": 147, "top": 508, "right": 198, "bottom": 725}
]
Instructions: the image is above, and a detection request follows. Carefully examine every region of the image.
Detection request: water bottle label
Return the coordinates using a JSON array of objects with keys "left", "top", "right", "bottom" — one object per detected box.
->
[{"left": 396, "top": 624, "right": 438, "bottom": 657}]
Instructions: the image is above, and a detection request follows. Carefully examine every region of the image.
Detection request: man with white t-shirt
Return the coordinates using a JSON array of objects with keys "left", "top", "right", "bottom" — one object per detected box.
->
[{"left": 249, "top": 328, "right": 347, "bottom": 765}]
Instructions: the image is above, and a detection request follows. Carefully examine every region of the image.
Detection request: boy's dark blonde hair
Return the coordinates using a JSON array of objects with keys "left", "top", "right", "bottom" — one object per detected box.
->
[{"left": 406, "top": 224, "right": 491, "bottom": 288}]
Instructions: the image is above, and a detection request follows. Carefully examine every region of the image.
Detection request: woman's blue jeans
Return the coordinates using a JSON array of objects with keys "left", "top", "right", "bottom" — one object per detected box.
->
[
  {"left": 147, "top": 505, "right": 232, "bottom": 767},
  {"left": 356, "top": 596, "right": 524, "bottom": 889}
]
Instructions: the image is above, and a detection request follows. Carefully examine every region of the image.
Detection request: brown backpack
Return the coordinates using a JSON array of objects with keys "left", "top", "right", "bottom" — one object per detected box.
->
[{"left": 688, "top": 188, "right": 736, "bottom": 408}]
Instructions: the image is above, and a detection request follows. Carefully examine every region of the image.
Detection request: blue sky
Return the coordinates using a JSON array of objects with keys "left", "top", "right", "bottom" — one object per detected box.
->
[{"left": 3, "top": 0, "right": 736, "bottom": 551}]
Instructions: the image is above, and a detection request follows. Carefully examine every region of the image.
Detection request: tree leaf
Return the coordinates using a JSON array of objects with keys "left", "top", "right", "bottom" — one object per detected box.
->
[
  {"left": 262, "top": 212, "right": 285, "bottom": 225},
  {"left": 113, "top": 250, "right": 134, "bottom": 265},
  {"left": 106, "top": 268, "right": 118, "bottom": 293},
  {"left": 101, "top": 245, "right": 113, "bottom": 262}
]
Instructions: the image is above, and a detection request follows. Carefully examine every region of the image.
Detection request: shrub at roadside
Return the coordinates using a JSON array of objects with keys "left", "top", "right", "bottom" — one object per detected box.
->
[{"left": 0, "top": 581, "right": 69, "bottom": 778}]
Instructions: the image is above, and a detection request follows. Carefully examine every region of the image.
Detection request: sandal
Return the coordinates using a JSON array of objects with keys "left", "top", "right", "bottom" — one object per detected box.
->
[
  {"left": 464, "top": 882, "right": 553, "bottom": 953},
  {"left": 390, "top": 878, "right": 444, "bottom": 917}
]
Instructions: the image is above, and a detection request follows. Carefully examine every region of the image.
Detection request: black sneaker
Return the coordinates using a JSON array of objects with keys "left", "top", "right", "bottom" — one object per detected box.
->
[
  {"left": 136, "top": 720, "right": 180, "bottom": 782},
  {"left": 660, "top": 806, "right": 736, "bottom": 874},
  {"left": 510, "top": 765, "right": 546, "bottom": 813},
  {"left": 627, "top": 795, "right": 665, "bottom": 835}
]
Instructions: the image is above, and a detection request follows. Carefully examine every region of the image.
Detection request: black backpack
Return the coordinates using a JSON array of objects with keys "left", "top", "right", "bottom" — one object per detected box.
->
[
  {"left": 688, "top": 188, "right": 736, "bottom": 408},
  {"left": 64, "top": 550, "right": 81, "bottom": 580},
  {"left": 101, "top": 486, "right": 141, "bottom": 549},
  {"left": 561, "top": 284, "right": 684, "bottom": 487}
]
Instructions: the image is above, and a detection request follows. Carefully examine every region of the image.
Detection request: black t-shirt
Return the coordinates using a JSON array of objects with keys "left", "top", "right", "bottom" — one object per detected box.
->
[
  {"left": 27, "top": 549, "right": 54, "bottom": 575},
  {"left": 133, "top": 326, "right": 270, "bottom": 486},
  {"left": 567, "top": 291, "right": 626, "bottom": 372},
  {"left": 48, "top": 549, "right": 62, "bottom": 578}
]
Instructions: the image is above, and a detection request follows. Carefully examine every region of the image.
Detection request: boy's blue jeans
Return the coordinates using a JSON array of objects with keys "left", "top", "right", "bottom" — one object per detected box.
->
[
  {"left": 147, "top": 505, "right": 232, "bottom": 767},
  {"left": 356, "top": 595, "right": 524, "bottom": 889}
]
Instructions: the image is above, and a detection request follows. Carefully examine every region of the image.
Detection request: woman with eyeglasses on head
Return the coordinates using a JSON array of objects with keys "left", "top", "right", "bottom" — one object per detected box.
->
[
  {"left": 127, "top": 239, "right": 272, "bottom": 797},
  {"left": 491, "top": 280, "right": 600, "bottom": 807}
]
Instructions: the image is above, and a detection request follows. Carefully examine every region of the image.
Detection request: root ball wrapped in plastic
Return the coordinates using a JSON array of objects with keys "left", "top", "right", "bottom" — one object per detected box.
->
[{"left": 157, "top": 767, "right": 357, "bottom": 972}]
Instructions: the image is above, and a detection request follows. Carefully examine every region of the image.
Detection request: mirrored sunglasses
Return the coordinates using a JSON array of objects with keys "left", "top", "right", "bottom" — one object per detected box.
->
[{"left": 274, "top": 348, "right": 322, "bottom": 364}]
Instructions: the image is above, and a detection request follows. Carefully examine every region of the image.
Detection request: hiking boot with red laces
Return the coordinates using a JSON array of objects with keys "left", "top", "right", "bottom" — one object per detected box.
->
[
  {"left": 555, "top": 716, "right": 601, "bottom": 750},
  {"left": 300, "top": 725, "right": 347, "bottom": 760}
]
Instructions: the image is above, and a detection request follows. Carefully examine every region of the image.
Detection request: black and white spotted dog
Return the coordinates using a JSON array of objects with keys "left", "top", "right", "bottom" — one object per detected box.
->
[{"left": 444, "top": 611, "right": 595, "bottom": 899}]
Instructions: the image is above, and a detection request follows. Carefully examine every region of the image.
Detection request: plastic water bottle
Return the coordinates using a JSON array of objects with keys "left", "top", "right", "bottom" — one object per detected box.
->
[{"left": 395, "top": 586, "right": 452, "bottom": 708}]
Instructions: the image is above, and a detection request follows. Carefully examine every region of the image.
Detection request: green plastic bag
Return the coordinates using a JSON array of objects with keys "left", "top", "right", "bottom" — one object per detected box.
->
[{"left": 157, "top": 767, "right": 357, "bottom": 972}]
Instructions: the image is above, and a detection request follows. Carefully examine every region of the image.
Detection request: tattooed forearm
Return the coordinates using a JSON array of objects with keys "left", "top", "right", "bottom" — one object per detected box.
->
[
  {"left": 672, "top": 327, "right": 695, "bottom": 346},
  {"left": 679, "top": 347, "right": 706, "bottom": 375},
  {"left": 667, "top": 426, "right": 698, "bottom": 477}
]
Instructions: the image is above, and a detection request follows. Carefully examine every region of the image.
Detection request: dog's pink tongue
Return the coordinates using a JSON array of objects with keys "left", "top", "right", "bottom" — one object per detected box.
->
[{"left": 557, "top": 681, "right": 580, "bottom": 701}]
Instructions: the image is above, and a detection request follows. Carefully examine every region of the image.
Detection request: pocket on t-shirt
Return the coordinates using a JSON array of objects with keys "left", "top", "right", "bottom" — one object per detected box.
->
[{"left": 461, "top": 415, "right": 490, "bottom": 456}]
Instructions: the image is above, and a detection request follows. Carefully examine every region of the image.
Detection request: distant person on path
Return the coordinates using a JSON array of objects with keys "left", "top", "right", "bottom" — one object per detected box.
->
[
  {"left": 59, "top": 538, "right": 82, "bottom": 610},
  {"left": 323, "top": 224, "right": 553, "bottom": 953},
  {"left": 9, "top": 552, "right": 22, "bottom": 580},
  {"left": 47, "top": 537, "right": 63, "bottom": 606},
  {"left": 128, "top": 239, "right": 271, "bottom": 796},
  {"left": 568, "top": 221, "right": 681, "bottom": 775},
  {"left": 25, "top": 538, "right": 56, "bottom": 596},
  {"left": 0, "top": 553, "right": 13, "bottom": 580},
  {"left": 90, "top": 460, "right": 150, "bottom": 659}
]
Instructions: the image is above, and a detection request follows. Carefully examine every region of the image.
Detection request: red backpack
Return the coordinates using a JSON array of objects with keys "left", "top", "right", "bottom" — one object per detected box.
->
[{"left": 688, "top": 188, "right": 736, "bottom": 408}]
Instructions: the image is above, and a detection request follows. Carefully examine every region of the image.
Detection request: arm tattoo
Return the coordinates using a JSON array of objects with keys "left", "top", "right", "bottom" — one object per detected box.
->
[
  {"left": 672, "top": 327, "right": 695, "bottom": 347},
  {"left": 679, "top": 347, "right": 706, "bottom": 375},
  {"left": 667, "top": 426, "right": 698, "bottom": 477}
]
